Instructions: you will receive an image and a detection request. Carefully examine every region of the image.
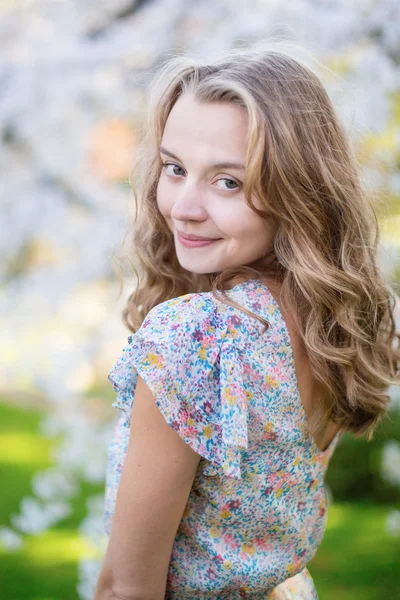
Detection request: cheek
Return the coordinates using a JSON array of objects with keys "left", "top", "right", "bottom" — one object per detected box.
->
[{"left": 220, "top": 205, "right": 268, "bottom": 240}]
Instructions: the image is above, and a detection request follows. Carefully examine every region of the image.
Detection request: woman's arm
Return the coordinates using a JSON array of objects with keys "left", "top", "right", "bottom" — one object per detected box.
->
[{"left": 94, "top": 374, "right": 201, "bottom": 600}]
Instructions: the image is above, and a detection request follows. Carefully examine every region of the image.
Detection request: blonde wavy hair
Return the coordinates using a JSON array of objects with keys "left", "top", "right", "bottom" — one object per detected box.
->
[{"left": 114, "top": 41, "right": 400, "bottom": 440}]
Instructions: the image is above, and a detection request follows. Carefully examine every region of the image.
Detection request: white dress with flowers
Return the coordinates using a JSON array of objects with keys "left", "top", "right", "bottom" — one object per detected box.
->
[{"left": 104, "top": 278, "right": 340, "bottom": 599}]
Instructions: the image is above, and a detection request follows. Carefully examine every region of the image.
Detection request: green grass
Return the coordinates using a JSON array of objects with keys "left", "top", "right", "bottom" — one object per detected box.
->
[
  {"left": 0, "top": 401, "right": 399, "bottom": 599},
  {"left": 0, "top": 403, "right": 53, "bottom": 518},
  {"left": 310, "top": 502, "right": 400, "bottom": 600},
  {"left": 0, "top": 402, "right": 102, "bottom": 600}
]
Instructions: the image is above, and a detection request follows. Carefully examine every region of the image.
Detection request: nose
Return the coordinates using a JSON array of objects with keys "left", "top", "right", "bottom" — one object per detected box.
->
[{"left": 170, "top": 183, "right": 208, "bottom": 223}]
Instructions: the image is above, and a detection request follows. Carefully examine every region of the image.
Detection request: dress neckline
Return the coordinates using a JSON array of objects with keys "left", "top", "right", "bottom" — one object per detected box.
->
[{"left": 227, "top": 278, "right": 340, "bottom": 455}]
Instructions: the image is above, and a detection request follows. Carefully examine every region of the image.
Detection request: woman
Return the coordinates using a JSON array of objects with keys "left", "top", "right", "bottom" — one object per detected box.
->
[{"left": 94, "top": 42, "right": 400, "bottom": 599}]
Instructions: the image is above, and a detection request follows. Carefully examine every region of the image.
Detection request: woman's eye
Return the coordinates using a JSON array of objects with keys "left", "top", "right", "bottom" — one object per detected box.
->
[
  {"left": 161, "top": 162, "right": 240, "bottom": 191},
  {"left": 163, "top": 163, "right": 185, "bottom": 177},
  {"left": 216, "top": 178, "right": 240, "bottom": 191}
]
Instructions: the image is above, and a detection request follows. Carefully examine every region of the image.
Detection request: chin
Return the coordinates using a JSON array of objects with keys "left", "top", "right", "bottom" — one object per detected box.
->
[
  {"left": 181, "top": 265, "right": 215, "bottom": 275},
  {"left": 175, "top": 258, "right": 216, "bottom": 274}
]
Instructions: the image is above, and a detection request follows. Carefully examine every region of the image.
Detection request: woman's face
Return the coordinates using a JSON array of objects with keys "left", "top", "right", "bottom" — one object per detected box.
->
[{"left": 156, "top": 93, "right": 277, "bottom": 275}]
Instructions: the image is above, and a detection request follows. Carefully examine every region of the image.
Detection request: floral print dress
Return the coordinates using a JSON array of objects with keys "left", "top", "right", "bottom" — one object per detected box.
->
[{"left": 105, "top": 278, "right": 340, "bottom": 599}]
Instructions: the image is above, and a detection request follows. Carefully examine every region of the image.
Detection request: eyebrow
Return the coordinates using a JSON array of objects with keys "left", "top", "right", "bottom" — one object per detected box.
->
[{"left": 159, "top": 146, "right": 246, "bottom": 171}]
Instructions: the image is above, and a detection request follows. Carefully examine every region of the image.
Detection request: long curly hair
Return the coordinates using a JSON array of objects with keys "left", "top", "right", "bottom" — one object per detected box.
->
[{"left": 114, "top": 41, "right": 400, "bottom": 440}]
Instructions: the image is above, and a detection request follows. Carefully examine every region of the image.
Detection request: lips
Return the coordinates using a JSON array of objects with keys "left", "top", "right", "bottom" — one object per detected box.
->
[
  {"left": 177, "top": 232, "right": 219, "bottom": 241},
  {"left": 176, "top": 232, "right": 221, "bottom": 248}
]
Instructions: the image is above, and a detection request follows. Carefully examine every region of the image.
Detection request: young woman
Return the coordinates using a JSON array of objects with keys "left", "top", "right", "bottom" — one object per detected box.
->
[{"left": 94, "top": 43, "right": 400, "bottom": 599}]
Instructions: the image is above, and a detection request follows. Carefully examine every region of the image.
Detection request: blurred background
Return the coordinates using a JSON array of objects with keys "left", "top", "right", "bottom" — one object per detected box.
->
[{"left": 1, "top": 0, "right": 400, "bottom": 599}]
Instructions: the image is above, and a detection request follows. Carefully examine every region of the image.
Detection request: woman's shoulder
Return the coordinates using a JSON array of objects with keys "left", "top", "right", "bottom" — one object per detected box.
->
[
  {"left": 136, "top": 292, "right": 226, "bottom": 342},
  {"left": 143, "top": 291, "right": 221, "bottom": 325},
  {"left": 138, "top": 287, "right": 264, "bottom": 343}
]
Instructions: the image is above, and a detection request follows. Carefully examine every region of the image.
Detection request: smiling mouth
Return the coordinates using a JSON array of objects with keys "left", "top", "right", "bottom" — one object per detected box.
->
[{"left": 177, "top": 232, "right": 222, "bottom": 248}]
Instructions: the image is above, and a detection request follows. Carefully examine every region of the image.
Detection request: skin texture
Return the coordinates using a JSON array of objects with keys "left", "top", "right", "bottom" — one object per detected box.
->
[
  {"left": 94, "top": 96, "right": 280, "bottom": 600},
  {"left": 157, "top": 93, "right": 278, "bottom": 274}
]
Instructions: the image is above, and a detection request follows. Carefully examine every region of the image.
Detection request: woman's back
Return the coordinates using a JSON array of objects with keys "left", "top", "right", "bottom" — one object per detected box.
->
[{"left": 264, "top": 279, "right": 341, "bottom": 453}]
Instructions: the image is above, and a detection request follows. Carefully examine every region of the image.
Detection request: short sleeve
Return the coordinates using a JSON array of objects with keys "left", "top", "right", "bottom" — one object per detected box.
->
[{"left": 107, "top": 293, "right": 249, "bottom": 479}]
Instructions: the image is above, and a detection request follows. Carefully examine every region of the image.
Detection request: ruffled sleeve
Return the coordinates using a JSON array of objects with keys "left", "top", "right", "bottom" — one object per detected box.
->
[{"left": 107, "top": 293, "right": 249, "bottom": 479}]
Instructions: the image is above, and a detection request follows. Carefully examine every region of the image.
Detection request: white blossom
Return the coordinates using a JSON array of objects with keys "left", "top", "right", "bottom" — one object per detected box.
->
[
  {"left": 385, "top": 509, "right": 400, "bottom": 538},
  {"left": 11, "top": 497, "right": 72, "bottom": 535},
  {"left": 79, "top": 494, "right": 108, "bottom": 554},
  {"left": 77, "top": 558, "right": 103, "bottom": 600},
  {"left": 0, "top": 527, "right": 24, "bottom": 552},
  {"left": 32, "top": 468, "right": 79, "bottom": 501},
  {"left": 381, "top": 441, "right": 400, "bottom": 487}
]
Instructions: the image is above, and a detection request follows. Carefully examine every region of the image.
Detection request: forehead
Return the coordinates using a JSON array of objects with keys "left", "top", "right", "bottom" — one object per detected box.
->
[{"left": 161, "top": 94, "right": 249, "bottom": 157}]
